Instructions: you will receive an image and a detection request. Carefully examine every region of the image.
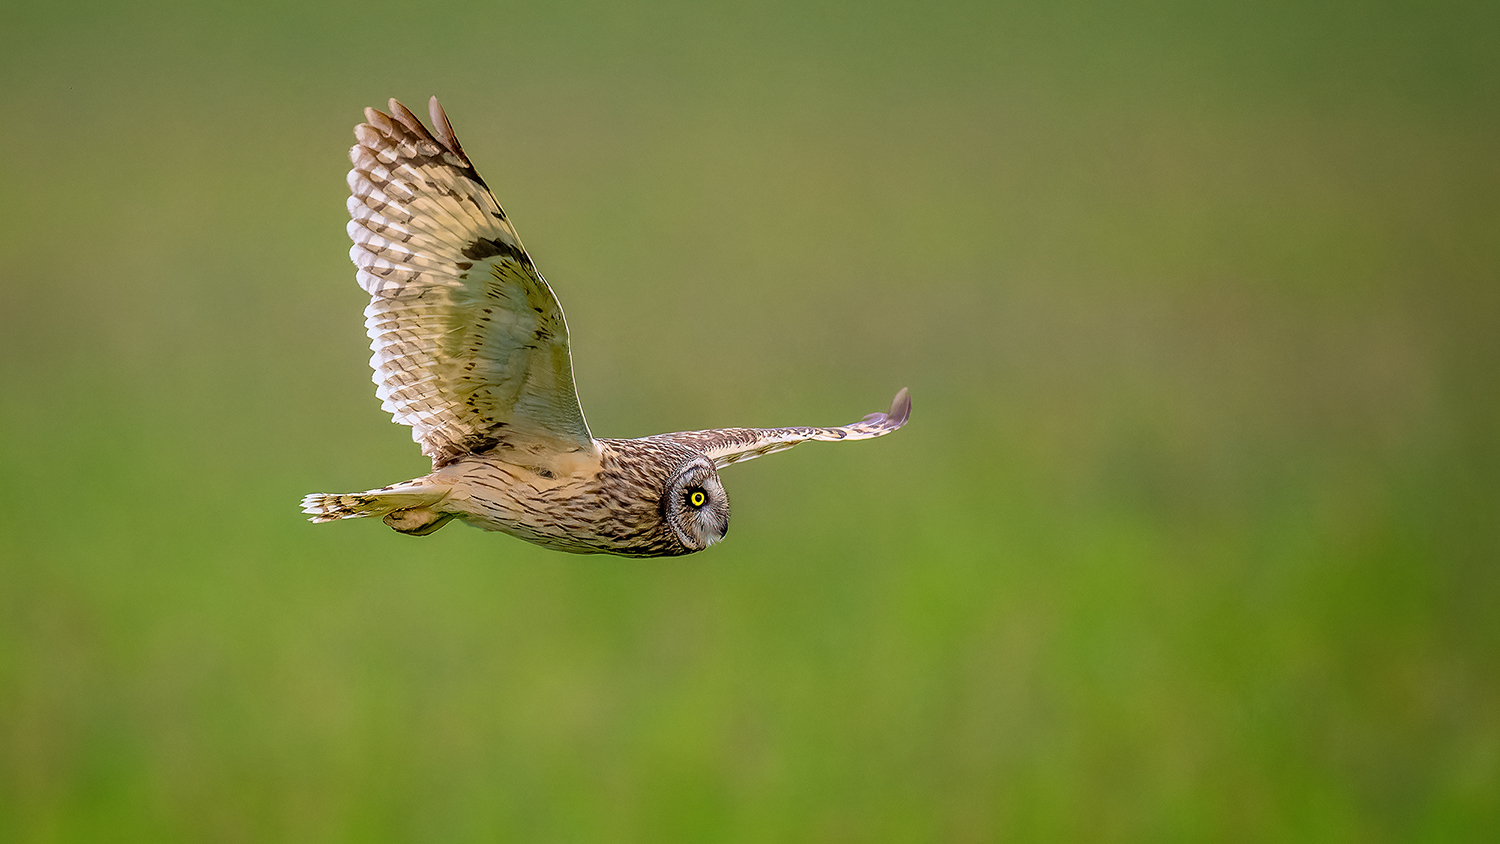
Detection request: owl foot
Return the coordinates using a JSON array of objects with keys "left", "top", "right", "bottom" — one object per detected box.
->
[{"left": 383, "top": 508, "right": 455, "bottom": 536}]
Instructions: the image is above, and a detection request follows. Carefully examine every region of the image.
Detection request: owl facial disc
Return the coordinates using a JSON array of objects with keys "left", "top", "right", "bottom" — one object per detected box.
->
[{"left": 664, "top": 458, "right": 729, "bottom": 551}]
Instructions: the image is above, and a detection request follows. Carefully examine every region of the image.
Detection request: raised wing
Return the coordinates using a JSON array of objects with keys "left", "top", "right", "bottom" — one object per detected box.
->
[
  {"left": 648, "top": 389, "right": 911, "bottom": 469},
  {"left": 347, "top": 97, "right": 594, "bottom": 466}
]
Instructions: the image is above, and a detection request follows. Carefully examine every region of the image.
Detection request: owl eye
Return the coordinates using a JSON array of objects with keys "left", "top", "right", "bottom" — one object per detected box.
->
[{"left": 687, "top": 489, "right": 707, "bottom": 508}]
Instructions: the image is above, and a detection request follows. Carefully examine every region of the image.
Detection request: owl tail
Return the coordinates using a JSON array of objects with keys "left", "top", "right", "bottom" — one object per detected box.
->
[{"left": 301, "top": 481, "right": 454, "bottom": 535}]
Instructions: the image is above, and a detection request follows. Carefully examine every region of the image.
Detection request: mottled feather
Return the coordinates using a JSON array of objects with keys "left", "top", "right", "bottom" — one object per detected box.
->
[
  {"left": 305, "top": 97, "right": 911, "bottom": 557},
  {"left": 649, "top": 388, "right": 912, "bottom": 469},
  {"left": 348, "top": 97, "right": 594, "bottom": 466}
]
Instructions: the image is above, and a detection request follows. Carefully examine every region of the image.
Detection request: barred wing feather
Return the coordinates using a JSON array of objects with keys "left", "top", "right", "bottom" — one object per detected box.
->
[
  {"left": 347, "top": 98, "right": 594, "bottom": 465},
  {"left": 649, "top": 388, "right": 911, "bottom": 470}
]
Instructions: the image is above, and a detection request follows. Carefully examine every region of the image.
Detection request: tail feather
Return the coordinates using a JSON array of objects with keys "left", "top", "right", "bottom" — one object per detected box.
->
[{"left": 301, "top": 481, "right": 447, "bottom": 524}]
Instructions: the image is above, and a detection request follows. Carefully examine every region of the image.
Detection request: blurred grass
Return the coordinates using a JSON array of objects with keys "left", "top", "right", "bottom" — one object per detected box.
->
[{"left": 2, "top": 0, "right": 1498, "bottom": 840}]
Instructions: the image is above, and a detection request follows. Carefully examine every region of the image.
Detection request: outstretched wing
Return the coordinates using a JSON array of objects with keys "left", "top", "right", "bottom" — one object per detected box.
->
[
  {"left": 347, "top": 97, "right": 595, "bottom": 466},
  {"left": 648, "top": 389, "right": 911, "bottom": 469}
]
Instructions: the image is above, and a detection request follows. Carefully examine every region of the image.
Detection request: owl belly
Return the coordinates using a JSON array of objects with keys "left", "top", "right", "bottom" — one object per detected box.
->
[{"left": 437, "top": 456, "right": 672, "bottom": 556}]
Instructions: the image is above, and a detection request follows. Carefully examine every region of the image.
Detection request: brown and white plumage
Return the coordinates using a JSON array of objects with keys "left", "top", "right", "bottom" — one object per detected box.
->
[
  {"left": 303, "top": 97, "right": 910, "bottom": 557},
  {"left": 347, "top": 99, "right": 592, "bottom": 464},
  {"left": 647, "top": 388, "right": 911, "bottom": 469}
]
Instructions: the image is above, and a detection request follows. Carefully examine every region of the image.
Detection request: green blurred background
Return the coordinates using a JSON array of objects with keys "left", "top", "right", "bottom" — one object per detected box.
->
[{"left": 2, "top": 0, "right": 1497, "bottom": 840}]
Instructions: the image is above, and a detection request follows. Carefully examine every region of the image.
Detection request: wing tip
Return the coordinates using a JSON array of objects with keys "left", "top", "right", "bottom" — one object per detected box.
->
[
  {"left": 851, "top": 387, "right": 910, "bottom": 435},
  {"left": 388, "top": 99, "right": 435, "bottom": 143},
  {"left": 886, "top": 387, "right": 911, "bottom": 429},
  {"left": 428, "top": 96, "right": 462, "bottom": 155},
  {"left": 356, "top": 95, "right": 467, "bottom": 162}
]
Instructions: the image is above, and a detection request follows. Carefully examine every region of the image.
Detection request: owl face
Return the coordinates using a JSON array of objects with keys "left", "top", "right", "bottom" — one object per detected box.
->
[{"left": 663, "top": 457, "right": 730, "bottom": 552}]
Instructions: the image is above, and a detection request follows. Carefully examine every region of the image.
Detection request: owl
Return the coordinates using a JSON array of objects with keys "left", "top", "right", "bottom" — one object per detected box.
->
[{"left": 301, "top": 97, "right": 910, "bottom": 557}]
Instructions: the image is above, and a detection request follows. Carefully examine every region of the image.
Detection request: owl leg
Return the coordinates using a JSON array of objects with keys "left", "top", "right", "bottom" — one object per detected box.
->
[{"left": 383, "top": 508, "right": 455, "bottom": 535}]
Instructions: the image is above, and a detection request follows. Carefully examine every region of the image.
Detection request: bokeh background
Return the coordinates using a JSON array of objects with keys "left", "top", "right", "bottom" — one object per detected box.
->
[{"left": 2, "top": 0, "right": 1497, "bottom": 840}]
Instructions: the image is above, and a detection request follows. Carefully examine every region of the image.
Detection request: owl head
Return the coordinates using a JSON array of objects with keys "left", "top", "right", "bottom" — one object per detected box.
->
[{"left": 662, "top": 456, "right": 730, "bottom": 552}]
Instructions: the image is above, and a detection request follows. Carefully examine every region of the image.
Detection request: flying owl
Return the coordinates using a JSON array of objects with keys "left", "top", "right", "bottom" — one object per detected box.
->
[{"left": 301, "top": 97, "right": 911, "bottom": 557}]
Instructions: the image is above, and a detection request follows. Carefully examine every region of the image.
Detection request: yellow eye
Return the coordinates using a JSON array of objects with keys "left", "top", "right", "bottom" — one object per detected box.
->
[{"left": 688, "top": 490, "right": 707, "bottom": 508}]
